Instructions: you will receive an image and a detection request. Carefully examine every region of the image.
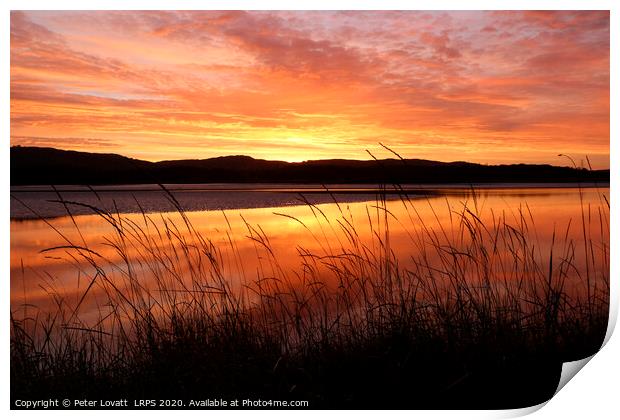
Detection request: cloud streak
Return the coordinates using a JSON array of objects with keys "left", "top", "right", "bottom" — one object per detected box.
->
[{"left": 10, "top": 11, "right": 609, "bottom": 167}]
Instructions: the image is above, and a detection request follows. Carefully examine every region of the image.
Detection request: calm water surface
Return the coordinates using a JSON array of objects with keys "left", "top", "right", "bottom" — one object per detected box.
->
[{"left": 10, "top": 184, "right": 609, "bottom": 321}]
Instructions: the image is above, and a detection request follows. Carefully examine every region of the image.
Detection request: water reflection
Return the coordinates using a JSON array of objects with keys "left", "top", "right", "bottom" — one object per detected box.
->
[{"left": 10, "top": 187, "right": 609, "bottom": 324}]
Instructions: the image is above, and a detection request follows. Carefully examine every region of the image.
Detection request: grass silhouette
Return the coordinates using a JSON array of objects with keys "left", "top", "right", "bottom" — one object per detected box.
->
[{"left": 10, "top": 184, "right": 609, "bottom": 409}]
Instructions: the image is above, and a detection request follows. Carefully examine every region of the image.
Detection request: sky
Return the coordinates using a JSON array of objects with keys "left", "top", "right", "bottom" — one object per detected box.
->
[{"left": 10, "top": 10, "right": 610, "bottom": 167}]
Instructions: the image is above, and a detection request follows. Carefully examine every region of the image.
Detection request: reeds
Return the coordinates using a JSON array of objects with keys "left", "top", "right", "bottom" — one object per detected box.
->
[{"left": 10, "top": 186, "right": 609, "bottom": 408}]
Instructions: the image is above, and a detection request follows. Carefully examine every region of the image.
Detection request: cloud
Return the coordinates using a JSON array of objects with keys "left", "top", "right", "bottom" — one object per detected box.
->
[
  {"left": 11, "top": 136, "right": 120, "bottom": 148},
  {"left": 9, "top": 11, "right": 609, "bottom": 167}
]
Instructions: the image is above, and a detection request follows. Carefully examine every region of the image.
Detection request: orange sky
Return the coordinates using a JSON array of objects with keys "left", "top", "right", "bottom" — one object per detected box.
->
[{"left": 10, "top": 11, "right": 610, "bottom": 167}]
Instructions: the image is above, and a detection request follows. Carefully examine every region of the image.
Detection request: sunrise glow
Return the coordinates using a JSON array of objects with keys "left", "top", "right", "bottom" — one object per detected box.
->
[{"left": 10, "top": 11, "right": 610, "bottom": 167}]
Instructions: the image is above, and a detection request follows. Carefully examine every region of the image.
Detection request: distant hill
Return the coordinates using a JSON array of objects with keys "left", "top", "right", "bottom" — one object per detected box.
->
[{"left": 10, "top": 146, "right": 610, "bottom": 186}]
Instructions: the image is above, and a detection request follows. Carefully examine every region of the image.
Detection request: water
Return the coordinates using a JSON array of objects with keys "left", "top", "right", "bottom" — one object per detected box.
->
[
  {"left": 10, "top": 182, "right": 603, "bottom": 219},
  {"left": 10, "top": 184, "right": 609, "bottom": 322}
]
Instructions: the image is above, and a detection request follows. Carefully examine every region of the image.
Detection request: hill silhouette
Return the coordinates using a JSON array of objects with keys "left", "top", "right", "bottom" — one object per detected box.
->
[{"left": 10, "top": 146, "right": 609, "bottom": 186}]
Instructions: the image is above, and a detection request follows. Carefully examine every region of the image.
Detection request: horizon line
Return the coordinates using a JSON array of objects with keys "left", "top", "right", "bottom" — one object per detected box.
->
[{"left": 10, "top": 145, "right": 610, "bottom": 170}]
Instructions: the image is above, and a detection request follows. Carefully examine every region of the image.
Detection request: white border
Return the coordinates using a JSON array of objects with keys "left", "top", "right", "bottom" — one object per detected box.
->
[{"left": 3, "top": 1, "right": 617, "bottom": 419}]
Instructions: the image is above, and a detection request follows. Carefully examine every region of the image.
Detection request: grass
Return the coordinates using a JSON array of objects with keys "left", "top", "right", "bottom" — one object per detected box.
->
[{"left": 10, "top": 184, "right": 609, "bottom": 409}]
